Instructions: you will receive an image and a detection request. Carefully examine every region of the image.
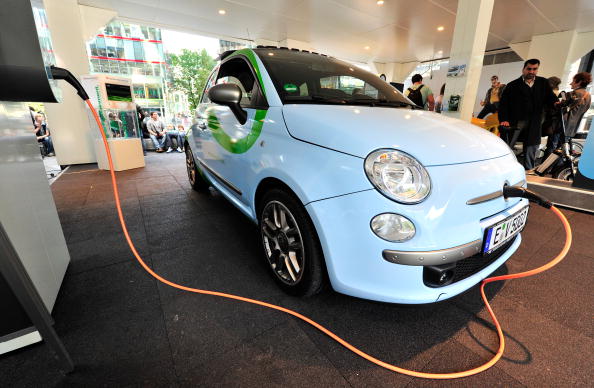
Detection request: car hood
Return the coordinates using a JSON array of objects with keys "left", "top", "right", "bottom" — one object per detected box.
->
[{"left": 281, "top": 105, "right": 511, "bottom": 166}]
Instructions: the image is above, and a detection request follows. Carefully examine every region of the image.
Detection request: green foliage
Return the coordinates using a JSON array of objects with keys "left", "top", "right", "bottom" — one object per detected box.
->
[{"left": 167, "top": 49, "right": 216, "bottom": 111}]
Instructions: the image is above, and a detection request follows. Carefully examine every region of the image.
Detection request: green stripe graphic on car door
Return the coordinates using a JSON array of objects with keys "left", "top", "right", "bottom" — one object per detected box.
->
[{"left": 207, "top": 108, "right": 268, "bottom": 154}]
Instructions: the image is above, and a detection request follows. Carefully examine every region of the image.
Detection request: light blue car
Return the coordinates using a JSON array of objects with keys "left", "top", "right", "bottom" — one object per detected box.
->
[{"left": 185, "top": 47, "right": 529, "bottom": 304}]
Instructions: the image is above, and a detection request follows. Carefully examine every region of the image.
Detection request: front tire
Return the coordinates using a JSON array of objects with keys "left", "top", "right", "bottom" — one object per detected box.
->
[
  {"left": 185, "top": 146, "right": 209, "bottom": 191},
  {"left": 259, "top": 189, "right": 325, "bottom": 296}
]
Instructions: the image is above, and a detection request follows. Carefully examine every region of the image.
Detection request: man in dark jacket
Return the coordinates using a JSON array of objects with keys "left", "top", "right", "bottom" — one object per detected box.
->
[{"left": 498, "top": 58, "right": 557, "bottom": 170}]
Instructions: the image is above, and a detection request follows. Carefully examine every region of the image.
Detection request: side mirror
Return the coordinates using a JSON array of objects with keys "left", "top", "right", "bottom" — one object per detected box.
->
[{"left": 208, "top": 83, "right": 247, "bottom": 125}]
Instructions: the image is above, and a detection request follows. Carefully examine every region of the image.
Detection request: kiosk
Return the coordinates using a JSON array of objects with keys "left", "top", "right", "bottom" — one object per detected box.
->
[{"left": 81, "top": 75, "right": 145, "bottom": 171}]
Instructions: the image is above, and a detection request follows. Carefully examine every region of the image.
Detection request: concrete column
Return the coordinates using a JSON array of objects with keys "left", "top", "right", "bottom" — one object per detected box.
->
[
  {"left": 371, "top": 62, "right": 419, "bottom": 83},
  {"left": 442, "top": 0, "right": 494, "bottom": 120},
  {"left": 43, "top": 0, "right": 111, "bottom": 165},
  {"left": 79, "top": 5, "right": 117, "bottom": 41},
  {"left": 527, "top": 31, "right": 577, "bottom": 85}
]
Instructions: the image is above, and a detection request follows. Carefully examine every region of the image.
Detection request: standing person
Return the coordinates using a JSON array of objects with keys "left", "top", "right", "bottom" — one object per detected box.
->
[
  {"left": 405, "top": 74, "right": 435, "bottom": 111},
  {"left": 146, "top": 111, "right": 166, "bottom": 152},
  {"left": 435, "top": 83, "right": 446, "bottom": 113},
  {"left": 498, "top": 58, "right": 557, "bottom": 170},
  {"left": 542, "top": 76, "right": 563, "bottom": 160},
  {"left": 33, "top": 113, "right": 54, "bottom": 156},
  {"left": 477, "top": 75, "right": 505, "bottom": 119}
]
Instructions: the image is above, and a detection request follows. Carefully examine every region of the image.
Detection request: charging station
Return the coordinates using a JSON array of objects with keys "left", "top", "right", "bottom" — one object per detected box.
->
[
  {"left": 81, "top": 74, "right": 145, "bottom": 171},
  {"left": 0, "top": 0, "right": 71, "bottom": 367}
]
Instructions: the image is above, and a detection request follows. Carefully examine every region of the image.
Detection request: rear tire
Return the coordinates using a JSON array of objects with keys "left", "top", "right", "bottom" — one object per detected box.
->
[
  {"left": 258, "top": 189, "right": 325, "bottom": 296},
  {"left": 185, "top": 146, "right": 209, "bottom": 191}
]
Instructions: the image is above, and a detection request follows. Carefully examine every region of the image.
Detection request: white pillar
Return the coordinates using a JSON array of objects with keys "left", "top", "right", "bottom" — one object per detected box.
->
[
  {"left": 527, "top": 30, "right": 578, "bottom": 86},
  {"left": 79, "top": 5, "right": 117, "bottom": 41},
  {"left": 442, "top": 0, "right": 494, "bottom": 121},
  {"left": 43, "top": 0, "right": 110, "bottom": 165},
  {"left": 393, "top": 62, "right": 420, "bottom": 83}
]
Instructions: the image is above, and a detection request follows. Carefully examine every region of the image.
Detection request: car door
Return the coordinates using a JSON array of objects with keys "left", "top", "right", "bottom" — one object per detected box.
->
[{"left": 198, "top": 56, "right": 268, "bottom": 204}]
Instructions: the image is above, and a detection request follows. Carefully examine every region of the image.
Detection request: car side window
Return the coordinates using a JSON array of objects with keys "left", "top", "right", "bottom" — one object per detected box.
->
[
  {"left": 200, "top": 68, "right": 218, "bottom": 104},
  {"left": 216, "top": 58, "right": 260, "bottom": 108}
]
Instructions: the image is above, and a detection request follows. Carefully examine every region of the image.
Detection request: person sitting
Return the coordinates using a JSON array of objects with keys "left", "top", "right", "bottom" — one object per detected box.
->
[
  {"left": 477, "top": 75, "right": 505, "bottom": 119},
  {"left": 146, "top": 111, "right": 166, "bottom": 152},
  {"left": 33, "top": 113, "right": 54, "bottom": 156},
  {"left": 165, "top": 124, "right": 184, "bottom": 153}
]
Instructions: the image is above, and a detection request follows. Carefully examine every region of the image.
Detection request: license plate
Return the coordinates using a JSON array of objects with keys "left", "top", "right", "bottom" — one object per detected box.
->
[{"left": 483, "top": 206, "right": 529, "bottom": 255}]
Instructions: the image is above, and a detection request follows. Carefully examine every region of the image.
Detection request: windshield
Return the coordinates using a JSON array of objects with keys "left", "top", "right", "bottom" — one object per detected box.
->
[{"left": 254, "top": 49, "right": 413, "bottom": 107}]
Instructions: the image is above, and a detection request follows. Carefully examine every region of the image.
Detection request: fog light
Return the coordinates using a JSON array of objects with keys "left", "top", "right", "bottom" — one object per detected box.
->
[{"left": 370, "top": 213, "right": 415, "bottom": 242}]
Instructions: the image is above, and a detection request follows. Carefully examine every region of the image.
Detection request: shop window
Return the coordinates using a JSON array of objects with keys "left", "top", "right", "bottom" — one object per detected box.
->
[
  {"left": 96, "top": 37, "right": 107, "bottom": 57},
  {"left": 133, "top": 41, "right": 144, "bottom": 61},
  {"left": 148, "top": 87, "right": 162, "bottom": 99},
  {"left": 133, "top": 85, "right": 146, "bottom": 99},
  {"left": 89, "top": 43, "right": 98, "bottom": 57}
]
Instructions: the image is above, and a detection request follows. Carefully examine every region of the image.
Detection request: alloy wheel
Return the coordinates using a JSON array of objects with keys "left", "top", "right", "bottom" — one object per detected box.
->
[
  {"left": 261, "top": 200, "right": 305, "bottom": 285},
  {"left": 186, "top": 148, "right": 196, "bottom": 186}
]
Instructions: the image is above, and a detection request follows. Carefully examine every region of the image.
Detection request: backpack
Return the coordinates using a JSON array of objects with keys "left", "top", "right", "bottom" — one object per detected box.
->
[{"left": 407, "top": 84, "right": 424, "bottom": 107}]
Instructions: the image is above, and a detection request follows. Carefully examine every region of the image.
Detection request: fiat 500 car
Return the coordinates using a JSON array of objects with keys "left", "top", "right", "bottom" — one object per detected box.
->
[{"left": 185, "top": 47, "right": 529, "bottom": 304}]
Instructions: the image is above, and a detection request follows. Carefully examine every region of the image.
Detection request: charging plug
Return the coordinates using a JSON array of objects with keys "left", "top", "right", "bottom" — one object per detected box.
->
[
  {"left": 503, "top": 186, "right": 552, "bottom": 209},
  {"left": 50, "top": 66, "right": 89, "bottom": 101}
]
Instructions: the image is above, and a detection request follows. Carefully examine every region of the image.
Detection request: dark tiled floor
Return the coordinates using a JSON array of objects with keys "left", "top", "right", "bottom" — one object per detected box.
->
[{"left": 1, "top": 152, "right": 593, "bottom": 387}]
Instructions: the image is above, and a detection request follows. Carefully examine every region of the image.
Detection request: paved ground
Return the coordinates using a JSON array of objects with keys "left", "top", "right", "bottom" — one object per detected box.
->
[{"left": 1, "top": 152, "right": 592, "bottom": 387}]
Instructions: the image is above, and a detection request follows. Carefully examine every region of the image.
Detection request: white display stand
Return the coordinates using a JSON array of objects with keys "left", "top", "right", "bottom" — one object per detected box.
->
[{"left": 94, "top": 138, "right": 145, "bottom": 171}]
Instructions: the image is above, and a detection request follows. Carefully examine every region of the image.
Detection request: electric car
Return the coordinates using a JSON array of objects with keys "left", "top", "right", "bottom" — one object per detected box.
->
[{"left": 185, "top": 47, "right": 529, "bottom": 304}]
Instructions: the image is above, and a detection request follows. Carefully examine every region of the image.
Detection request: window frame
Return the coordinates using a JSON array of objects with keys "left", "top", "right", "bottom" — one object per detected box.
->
[{"left": 215, "top": 55, "right": 269, "bottom": 110}]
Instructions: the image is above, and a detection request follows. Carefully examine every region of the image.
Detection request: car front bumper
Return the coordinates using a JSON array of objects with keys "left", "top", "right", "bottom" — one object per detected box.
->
[{"left": 305, "top": 154, "right": 528, "bottom": 304}]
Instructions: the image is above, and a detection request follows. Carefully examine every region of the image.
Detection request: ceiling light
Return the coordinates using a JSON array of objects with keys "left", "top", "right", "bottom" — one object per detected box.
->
[
  {"left": 377, "top": 0, "right": 385, "bottom": 5},
  {"left": 364, "top": 46, "right": 370, "bottom": 50},
  {"left": 437, "top": 50, "right": 443, "bottom": 55},
  {"left": 218, "top": 9, "right": 226, "bottom": 15},
  {"left": 437, "top": 26, "right": 444, "bottom": 31}
]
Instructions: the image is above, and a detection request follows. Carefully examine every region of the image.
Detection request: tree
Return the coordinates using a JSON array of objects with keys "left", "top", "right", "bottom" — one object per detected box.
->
[{"left": 167, "top": 49, "right": 216, "bottom": 111}]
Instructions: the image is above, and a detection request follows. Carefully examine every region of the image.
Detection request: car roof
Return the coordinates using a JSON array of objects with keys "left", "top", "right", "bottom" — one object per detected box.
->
[{"left": 218, "top": 46, "right": 331, "bottom": 61}]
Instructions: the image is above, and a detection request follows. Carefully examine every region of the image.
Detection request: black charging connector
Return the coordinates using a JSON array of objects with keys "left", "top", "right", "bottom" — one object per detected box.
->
[
  {"left": 503, "top": 186, "right": 552, "bottom": 209},
  {"left": 50, "top": 66, "right": 89, "bottom": 101}
]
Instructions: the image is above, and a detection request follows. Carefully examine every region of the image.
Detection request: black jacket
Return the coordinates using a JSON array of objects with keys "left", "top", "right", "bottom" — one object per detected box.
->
[{"left": 498, "top": 76, "right": 557, "bottom": 145}]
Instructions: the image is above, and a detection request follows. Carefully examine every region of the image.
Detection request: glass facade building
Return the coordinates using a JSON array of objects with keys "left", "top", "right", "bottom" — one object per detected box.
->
[{"left": 86, "top": 21, "right": 167, "bottom": 115}]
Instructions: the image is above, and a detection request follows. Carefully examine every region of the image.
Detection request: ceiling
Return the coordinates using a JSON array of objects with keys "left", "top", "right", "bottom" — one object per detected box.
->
[{"left": 78, "top": 0, "right": 594, "bottom": 63}]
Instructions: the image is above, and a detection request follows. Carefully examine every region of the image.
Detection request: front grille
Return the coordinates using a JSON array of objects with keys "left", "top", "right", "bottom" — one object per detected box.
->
[
  {"left": 423, "top": 235, "right": 518, "bottom": 287},
  {"left": 452, "top": 235, "right": 517, "bottom": 282}
]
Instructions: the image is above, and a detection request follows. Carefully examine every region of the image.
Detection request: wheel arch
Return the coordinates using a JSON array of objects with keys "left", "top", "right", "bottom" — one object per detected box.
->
[{"left": 254, "top": 177, "right": 303, "bottom": 216}]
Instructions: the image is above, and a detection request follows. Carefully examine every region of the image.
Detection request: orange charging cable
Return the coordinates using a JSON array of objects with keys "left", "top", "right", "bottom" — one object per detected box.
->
[{"left": 86, "top": 99, "right": 572, "bottom": 379}]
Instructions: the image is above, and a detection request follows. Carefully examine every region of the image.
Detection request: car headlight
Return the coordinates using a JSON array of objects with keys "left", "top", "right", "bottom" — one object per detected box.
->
[
  {"left": 371, "top": 213, "right": 415, "bottom": 242},
  {"left": 364, "top": 149, "right": 431, "bottom": 204}
]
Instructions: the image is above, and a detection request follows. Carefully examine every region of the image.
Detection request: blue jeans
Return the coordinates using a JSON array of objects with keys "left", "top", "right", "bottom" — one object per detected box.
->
[
  {"left": 39, "top": 136, "right": 54, "bottom": 155},
  {"left": 150, "top": 133, "right": 166, "bottom": 149},
  {"left": 166, "top": 131, "right": 183, "bottom": 149}
]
